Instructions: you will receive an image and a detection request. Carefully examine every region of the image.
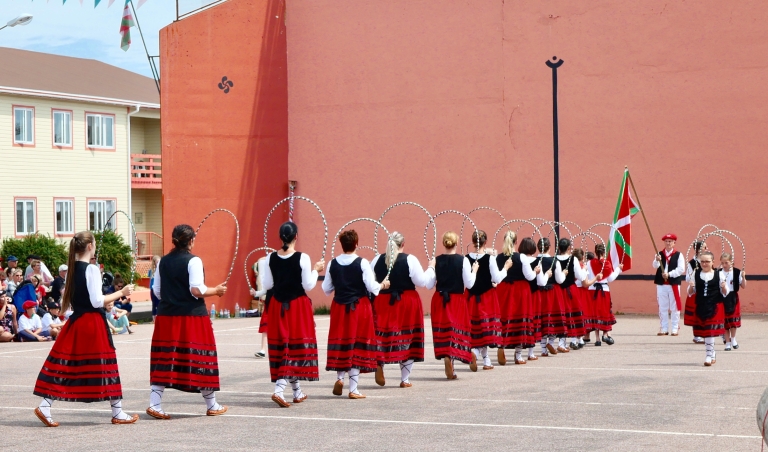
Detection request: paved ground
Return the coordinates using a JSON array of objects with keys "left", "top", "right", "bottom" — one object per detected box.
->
[{"left": 1, "top": 315, "right": 765, "bottom": 451}]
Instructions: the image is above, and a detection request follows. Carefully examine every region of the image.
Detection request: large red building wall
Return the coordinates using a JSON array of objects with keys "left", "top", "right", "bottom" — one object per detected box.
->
[
  {"left": 160, "top": 0, "right": 289, "bottom": 310},
  {"left": 285, "top": 0, "right": 768, "bottom": 314}
]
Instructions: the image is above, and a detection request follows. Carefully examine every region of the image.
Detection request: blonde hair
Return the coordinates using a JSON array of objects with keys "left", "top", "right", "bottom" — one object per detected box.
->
[
  {"left": 502, "top": 231, "right": 517, "bottom": 256},
  {"left": 720, "top": 252, "right": 733, "bottom": 262},
  {"left": 385, "top": 232, "right": 405, "bottom": 268},
  {"left": 150, "top": 255, "right": 161, "bottom": 273},
  {"left": 442, "top": 231, "right": 458, "bottom": 249}
]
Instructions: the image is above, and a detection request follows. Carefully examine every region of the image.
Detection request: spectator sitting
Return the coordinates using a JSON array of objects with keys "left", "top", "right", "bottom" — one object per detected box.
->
[
  {"left": 6, "top": 269, "right": 22, "bottom": 296},
  {"left": 18, "top": 301, "right": 51, "bottom": 342},
  {"left": 12, "top": 277, "right": 37, "bottom": 319},
  {"left": 30, "top": 275, "right": 48, "bottom": 303},
  {"left": 105, "top": 274, "right": 133, "bottom": 313},
  {"left": 105, "top": 299, "right": 133, "bottom": 335},
  {"left": 49, "top": 265, "right": 67, "bottom": 304},
  {"left": 36, "top": 296, "right": 52, "bottom": 319},
  {"left": 0, "top": 291, "right": 17, "bottom": 342},
  {"left": 6, "top": 255, "right": 19, "bottom": 272},
  {"left": 0, "top": 268, "right": 7, "bottom": 292},
  {"left": 29, "top": 259, "right": 53, "bottom": 288},
  {"left": 24, "top": 255, "right": 53, "bottom": 283},
  {"left": 41, "top": 300, "right": 65, "bottom": 339}
]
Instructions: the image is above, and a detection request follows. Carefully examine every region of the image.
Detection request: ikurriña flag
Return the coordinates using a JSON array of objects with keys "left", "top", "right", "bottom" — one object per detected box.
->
[
  {"left": 609, "top": 168, "right": 639, "bottom": 271},
  {"left": 119, "top": 0, "right": 135, "bottom": 51}
]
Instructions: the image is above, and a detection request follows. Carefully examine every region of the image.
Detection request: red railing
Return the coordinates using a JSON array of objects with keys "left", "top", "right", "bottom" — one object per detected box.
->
[
  {"left": 131, "top": 154, "right": 162, "bottom": 189},
  {"left": 136, "top": 232, "right": 163, "bottom": 259}
]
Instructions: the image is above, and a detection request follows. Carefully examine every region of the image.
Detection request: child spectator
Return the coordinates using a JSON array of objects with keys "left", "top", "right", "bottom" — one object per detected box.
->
[
  {"left": 41, "top": 300, "right": 65, "bottom": 339},
  {"left": 18, "top": 301, "right": 51, "bottom": 342},
  {"left": 105, "top": 299, "right": 133, "bottom": 334},
  {"left": 106, "top": 274, "right": 133, "bottom": 313},
  {"left": 49, "top": 265, "right": 67, "bottom": 303},
  {"left": 0, "top": 291, "right": 17, "bottom": 342},
  {"left": 30, "top": 275, "right": 48, "bottom": 302}
]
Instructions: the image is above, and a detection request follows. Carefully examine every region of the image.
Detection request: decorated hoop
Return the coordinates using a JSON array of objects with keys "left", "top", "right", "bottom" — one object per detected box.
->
[
  {"left": 243, "top": 246, "right": 276, "bottom": 292},
  {"left": 573, "top": 230, "right": 607, "bottom": 275},
  {"left": 459, "top": 206, "right": 507, "bottom": 251},
  {"left": 535, "top": 221, "right": 559, "bottom": 271},
  {"left": 356, "top": 245, "right": 378, "bottom": 257},
  {"left": 95, "top": 210, "right": 138, "bottom": 285},
  {"left": 196, "top": 208, "right": 240, "bottom": 284},
  {"left": 424, "top": 210, "right": 479, "bottom": 260},
  {"left": 518, "top": 217, "right": 547, "bottom": 232},
  {"left": 715, "top": 229, "right": 746, "bottom": 273},
  {"left": 491, "top": 219, "right": 543, "bottom": 251},
  {"left": 263, "top": 196, "right": 328, "bottom": 261},
  {"left": 373, "top": 202, "right": 434, "bottom": 259},
  {"left": 332, "top": 218, "right": 395, "bottom": 279},
  {"left": 587, "top": 222, "right": 629, "bottom": 267}
]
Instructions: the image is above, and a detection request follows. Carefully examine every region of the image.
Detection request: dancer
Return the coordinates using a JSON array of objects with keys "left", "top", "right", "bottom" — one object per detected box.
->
[
  {"left": 652, "top": 233, "right": 685, "bottom": 336},
  {"left": 684, "top": 241, "right": 708, "bottom": 343},
  {"left": 687, "top": 251, "right": 727, "bottom": 366},
  {"left": 261, "top": 222, "right": 324, "bottom": 407},
  {"left": 425, "top": 231, "right": 477, "bottom": 378},
  {"left": 554, "top": 239, "right": 587, "bottom": 350},
  {"left": 586, "top": 244, "right": 622, "bottom": 345},
  {"left": 720, "top": 253, "right": 745, "bottom": 351},
  {"left": 465, "top": 230, "right": 503, "bottom": 370},
  {"left": 250, "top": 257, "right": 270, "bottom": 358},
  {"left": 571, "top": 249, "right": 597, "bottom": 348},
  {"left": 371, "top": 232, "right": 434, "bottom": 387},
  {"left": 32, "top": 231, "right": 138, "bottom": 427},
  {"left": 147, "top": 224, "right": 228, "bottom": 419},
  {"left": 494, "top": 234, "right": 540, "bottom": 364},
  {"left": 322, "top": 229, "right": 389, "bottom": 398},
  {"left": 536, "top": 238, "right": 568, "bottom": 356}
]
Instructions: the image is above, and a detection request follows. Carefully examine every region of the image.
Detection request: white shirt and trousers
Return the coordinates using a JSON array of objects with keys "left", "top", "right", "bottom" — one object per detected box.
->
[{"left": 652, "top": 251, "right": 685, "bottom": 334}]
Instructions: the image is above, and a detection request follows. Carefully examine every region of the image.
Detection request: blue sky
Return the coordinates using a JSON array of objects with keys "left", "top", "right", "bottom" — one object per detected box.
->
[{"left": 1, "top": 0, "right": 215, "bottom": 79}]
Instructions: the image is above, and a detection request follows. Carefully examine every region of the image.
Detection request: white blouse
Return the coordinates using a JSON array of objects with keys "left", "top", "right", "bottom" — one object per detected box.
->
[
  {"left": 369, "top": 253, "right": 434, "bottom": 288},
  {"left": 554, "top": 254, "right": 587, "bottom": 285},
  {"left": 261, "top": 252, "right": 318, "bottom": 292},
  {"left": 425, "top": 256, "right": 477, "bottom": 290},
  {"left": 586, "top": 261, "right": 622, "bottom": 292},
  {"left": 322, "top": 254, "right": 382, "bottom": 296},
  {"left": 152, "top": 257, "right": 207, "bottom": 300},
  {"left": 493, "top": 253, "right": 537, "bottom": 284}
]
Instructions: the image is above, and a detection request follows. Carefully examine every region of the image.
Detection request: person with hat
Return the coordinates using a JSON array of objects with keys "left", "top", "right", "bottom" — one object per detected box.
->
[
  {"left": 6, "top": 255, "right": 19, "bottom": 270},
  {"left": 49, "top": 265, "right": 67, "bottom": 304},
  {"left": 18, "top": 300, "right": 50, "bottom": 342},
  {"left": 652, "top": 233, "right": 685, "bottom": 336},
  {"left": 25, "top": 255, "right": 53, "bottom": 283},
  {"left": 41, "top": 299, "right": 65, "bottom": 339}
]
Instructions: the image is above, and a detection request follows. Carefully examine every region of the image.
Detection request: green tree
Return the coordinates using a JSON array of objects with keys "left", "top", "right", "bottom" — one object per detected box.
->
[{"left": 1, "top": 234, "right": 68, "bottom": 271}]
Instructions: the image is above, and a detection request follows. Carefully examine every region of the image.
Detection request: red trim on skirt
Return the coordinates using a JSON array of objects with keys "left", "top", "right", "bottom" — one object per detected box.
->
[
  {"left": 591, "top": 290, "right": 616, "bottom": 331},
  {"left": 579, "top": 287, "right": 596, "bottom": 332},
  {"left": 373, "top": 290, "right": 425, "bottom": 364},
  {"left": 33, "top": 312, "right": 122, "bottom": 402},
  {"left": 466, "top": 289, "right": 501, "bottom": 348},
  {"left": 682, "top": 293, "right": 696, "bottom": 326},
  {"left": 258, "top": 309, "right": 268, "bottom": 333},
  {"left": 538, "top": 287, "right": 568, "bottom": 337},
  {"left": 496, "top": 281, "right": 536, "bottom": 349},
  {"left": 326, "top": 297, "right": 379, "bottom": 373},
  {"left": 690, "top": 303, "right": 725, "bottom": 337},
  {"left": 724, "top": 294, "right": 741, "bottom": 329},
  {"left": 561, "top": 285, "right": 586, "bottom": 338},
  {"left": 430, "top": 291, "right": 472, "bottom": 363},
  {"left": 150, "top": 315, "right": 220, "bottom": 392},
  {"left": 268, "top": 295, "right": 319, "bottom": 382}
]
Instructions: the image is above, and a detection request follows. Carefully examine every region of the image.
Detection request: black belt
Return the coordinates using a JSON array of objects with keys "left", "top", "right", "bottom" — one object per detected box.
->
[
  {"left": 389, "top": 291, "right": 402, "bottom": 306},
  {"left": 593, "top": 283, "right": 606, "bottom": 299},
  {"left": 539, "top": 284, "right": 553, "bottom": 291},
  {"left": 335, "top": 298, "right": 361, "bottom": 313}
]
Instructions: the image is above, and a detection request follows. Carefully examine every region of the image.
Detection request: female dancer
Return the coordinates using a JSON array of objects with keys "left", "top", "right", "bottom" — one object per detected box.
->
[
  {"left": 425, "top": 231, "right": 477, "bottom": 378},
  {"left": 371, "top": 232, "right": 434, "bottom": 387},
  {"left": 250, "top": 257, "right": 270, "bottom": 358},
  {"left": 554, "top": 239, "right": 587, "bottom": 351},
  {"left": 322, "top": 229, "right": 389, "bottom": 398},
  {"left": 536, "top": 238, "right": 568, "bottom": 356},
  {"left": 586, "top": 244, "right": 621, "bottom": 345},
  {"left": 147, "top": 224, "right": 228, "bottom": 419},
  {"left": 571, "top": 249, "right": 595, "bottom": 348},
  {"left": 465, "top": 230, "right": 503, "bottom": 370},
  {"left": 261, "top": 222, "right": 325, "bottom": 407},
  {"left": 33, "top": 231, "right": 138, "bottom": 427},
  {"left": 687, "top": 251, "right": 727, "bottom": 366},
  {"left": 684, "top": 241, "right": 708, "bottom": 344},
  {"left": 720, "top": 253, "right": 746, "bottom": 351},
  {"left": 494, "top": 234, "right": 539, "bottom": 364}
]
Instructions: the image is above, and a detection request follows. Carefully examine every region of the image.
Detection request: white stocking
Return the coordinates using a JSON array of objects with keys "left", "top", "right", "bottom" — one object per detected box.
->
[
  {"left": 38, "top": 397, "right": 53, "bottom": 421},
  {"left": 202, "top": 390, "right": 223, "bottom": 411},
  {"left": 149, "top": 385, "right": 165, "bottom": 414},
  {"left": 289, "top": 378, "right": 303, "bottom": 399},
  {"left": 400, "top": 360, "right": 414, "bottom": 383},
  {"left": 110, "top": 399, "right": 131, "bottom": 421},
  {"left": 274, "top": 379, "right": 287, "bottom": 400},
  {"left": 704, "top": 337, "right": 715, "bottom": 358},
  {"left": 349, "top": 368, "right": 361, "bottom": 394}
]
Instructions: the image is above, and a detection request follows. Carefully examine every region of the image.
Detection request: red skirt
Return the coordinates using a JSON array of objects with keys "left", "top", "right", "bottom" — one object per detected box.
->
[
  {"left": 150, "top": 315, "right": 220, "bottom": 392},
  {"left": 690, "top": 303, "right": 725, "bottom": 337},
  {"left": 326, "top": 297, "right": 379, "bottom": 373},
  {"left": 724, "top": 294, "right": 741, "bottom": 329},
  {"left": 258, "top": 309, "right": 268, "bottom": 333},
  {"left": 34, "top": 312, "right": 122, "bottom": 402},
  {"left": 267, "top": 295, "right": 319, "bottom": 382},
  {"left": 591, "top": 289, "right": 616, "bottom": 331},
  {"left": 579, "top": 287, "right": 596, "bottom": 332},
  {"left": 561, "top": 285, "right": 586, "bottom": 338},
  {"left": 538, "top": 287, "right": 568, "bottom": 337},
  {"left": 683, "top": 293, "right": 696, "bottom": 326},
  {"left": 373, "top": 290, "right": 425, "bottom": 364},
  {"left": 532, "top": 290, "right": 542, "bottom": 341},
  {"left": 496, "top": 281, "right": 536, "bottom": 349},
  {"left": 466, "top": 289, "right": 501, "bottom": 348},
  {"left": 430, "top": 292, "right": 472, "bottom": 363}
]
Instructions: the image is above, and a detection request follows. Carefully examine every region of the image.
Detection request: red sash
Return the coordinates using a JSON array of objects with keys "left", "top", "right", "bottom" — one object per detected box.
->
[{"left": 662, "top": 250, "right": 682, "bottom": 310}]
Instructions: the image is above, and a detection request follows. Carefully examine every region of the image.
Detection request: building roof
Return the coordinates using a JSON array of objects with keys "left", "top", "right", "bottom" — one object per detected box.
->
[{"left": 0, "top": 46, "right": 159, "bottom": 107}]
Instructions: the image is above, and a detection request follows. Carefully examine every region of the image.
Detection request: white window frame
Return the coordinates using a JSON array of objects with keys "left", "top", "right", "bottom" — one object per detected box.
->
[
  {"left": 14, "top": 107, "right": 34, "bottom": 145},
  {"left": 86, "top": 113, "right": 115, "bottom": 148},
  {"left": 53, "top": 110, "right": 72, "bottom": 147},
  {"left": 15, "top": 199, "right": 36, "bottom": 235},
  {"left": 88, "top": 199, "right": 116, "bottom": 232},
  {"left": 55, "top": 199, "right": 74, "bottom": 235}
]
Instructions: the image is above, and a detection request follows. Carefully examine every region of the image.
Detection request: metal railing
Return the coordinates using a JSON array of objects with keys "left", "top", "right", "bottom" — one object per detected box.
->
[
  {"left": 131, "top": 154, "right": 162, "bottom": 188},
  {"left": 136, "top": 231, "right": 163, "bottom": 259}
]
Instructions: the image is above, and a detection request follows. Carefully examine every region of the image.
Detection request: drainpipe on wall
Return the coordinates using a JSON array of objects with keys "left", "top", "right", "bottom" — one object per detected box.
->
[{"left": 127, "top": 105, "right": 141, "bottom": 253}]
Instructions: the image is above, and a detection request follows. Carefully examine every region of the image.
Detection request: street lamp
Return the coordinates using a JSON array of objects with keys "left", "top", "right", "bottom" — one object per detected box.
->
[{"left": 0, "top": 14, "right": 34, "bottom": 32}]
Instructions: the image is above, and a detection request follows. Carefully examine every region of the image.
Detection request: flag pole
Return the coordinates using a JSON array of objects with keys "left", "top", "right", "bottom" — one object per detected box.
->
[{"left": 626, "top": 166, "right": 658, "bottom": 253}]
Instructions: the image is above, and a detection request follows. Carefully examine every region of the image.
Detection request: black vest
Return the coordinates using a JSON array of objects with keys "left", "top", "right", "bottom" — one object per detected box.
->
[
  {"left": 158, "top": 249, "right": 208, "bottom": 316},
  {"left": 373, "top": 253, "right": 416, "bottom": 294},
  {"left": 466, "top": 254, "right": 492, "bottom": 296},
  {"left": 539, "top": 256, "right": 555, "bottom": 289},
  {"left": 329, "top": 257, "right": 367, "bottom": 308},
  {"left": 497, "top": 253, "right": 525, "bottom": 284},
  {"left": 436, "top": 254, "right": 465, "bottom": 294},
  {"left": 69, "top": 261, "right": 114, "bottom": 348},
  {"left": 722, "top": 268, "right": 741, "bottom": 315},
  {"left": 557, "top": 256, "right": 576, "bottom": 288},
  {"left": 694, "top": 269, "right": 722, "bottom": 320},
  {"left": 654, "top": 251, "right": 683, "bottom": 285},
  {"left": 529, "top": 257, "right": 541, "bottom": 293},
  {"left": 269, "top": 252, "right": 307, "bottom": 303}
]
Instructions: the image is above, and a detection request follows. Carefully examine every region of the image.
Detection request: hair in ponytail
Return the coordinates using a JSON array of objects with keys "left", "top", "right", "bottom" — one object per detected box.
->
[
  {"left": 279, "top": 222, "right": 298, "bottom": 251},
  {"left": 171, "top": 224, "right": 196, "bottom": 250},
  {"left": 472, "top": 230, "right": 487, "bottom": 249},
  {"left": 558, "top": 238, "right": 571, "bottom": 254},
  {"left": 61, "top": 231, "right": 95, "bottom": 313},
  {"left": 442, "top": 231, "right": 458, "bottom": 249},
  {"left": 385, "top": 231, "right": 405, "bottom": 268},
  {"left": 502, "top": 231, "right": 517, "bottom": 256}
]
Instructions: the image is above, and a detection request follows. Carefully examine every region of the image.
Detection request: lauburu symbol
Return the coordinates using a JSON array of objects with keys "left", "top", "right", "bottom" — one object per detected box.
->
[{"left": 218, "top": 76, "right": 234, "bottom": 94}]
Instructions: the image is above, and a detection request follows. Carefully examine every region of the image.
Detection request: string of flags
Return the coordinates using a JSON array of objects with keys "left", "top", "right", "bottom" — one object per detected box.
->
[{"left": 53, "top": 0, "right": 148, "bottom": 7}]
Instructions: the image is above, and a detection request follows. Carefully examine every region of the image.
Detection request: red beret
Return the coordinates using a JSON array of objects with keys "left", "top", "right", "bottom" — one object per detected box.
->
[
  {"left": 22, "top": 300, "right": 37, "bottom": 310},
  {"left": 661, "top": 233, "right": 677, "bottom": 241}
]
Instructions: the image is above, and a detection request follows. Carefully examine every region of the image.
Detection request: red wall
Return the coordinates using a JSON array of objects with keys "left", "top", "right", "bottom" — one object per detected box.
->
[
  {"left": 285, "top": 0, "right": 768, "bottom": 313},
  {"left": 160, "top": 0, "right": 289, "bottom": 310}
]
